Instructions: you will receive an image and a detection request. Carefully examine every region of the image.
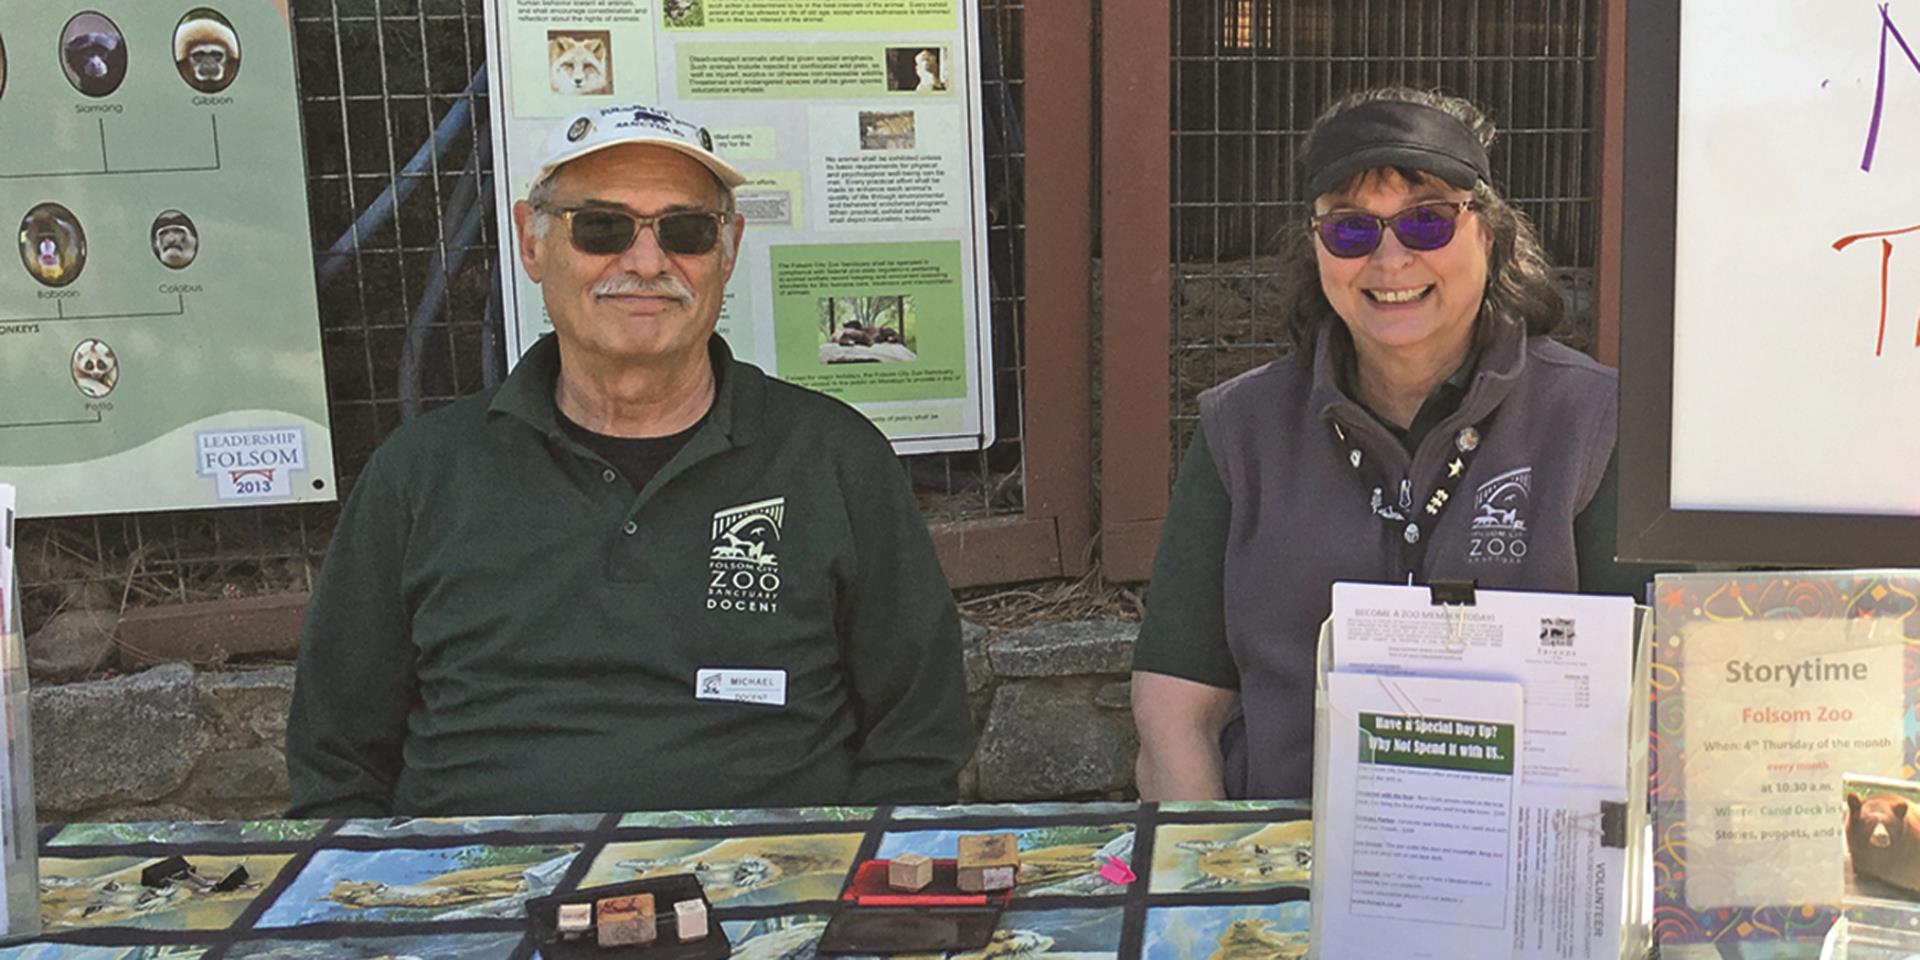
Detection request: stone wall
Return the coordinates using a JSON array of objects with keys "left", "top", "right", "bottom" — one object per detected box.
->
[
  {"left": 33, "top": 665, "right": 294, "bottom": 823},
  {"left": 29, "top": 620, "right": 1140, "bottom": 823}
]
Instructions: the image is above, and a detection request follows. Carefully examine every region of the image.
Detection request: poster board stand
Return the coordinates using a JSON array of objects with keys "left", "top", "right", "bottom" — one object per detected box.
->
[
  {"left": 479, "top": 0, "right": 999, "bottom": 454},
  {"left": 1308, "top": 587, "right": 1653, "bottom": 960}
]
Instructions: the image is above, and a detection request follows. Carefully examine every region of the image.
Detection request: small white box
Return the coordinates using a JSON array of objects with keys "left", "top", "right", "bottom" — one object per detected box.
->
[
  {"left": 555, "top": 902, "right": 592, "bottom": 939},
  {"left": 674, "top": 898, "right": 709, "bottom": 941}
]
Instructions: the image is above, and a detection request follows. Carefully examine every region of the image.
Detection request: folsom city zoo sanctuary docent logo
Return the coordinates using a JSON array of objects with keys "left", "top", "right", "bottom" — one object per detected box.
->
[
  {"left": 707, "top": 497, "right": 784, "bottom": 613},
  {"left": 1468, "top": 465, "right": 1532, "bottom": 564},
  {"left": 195, "top": 428, "right": 308, "bottom": 502}
]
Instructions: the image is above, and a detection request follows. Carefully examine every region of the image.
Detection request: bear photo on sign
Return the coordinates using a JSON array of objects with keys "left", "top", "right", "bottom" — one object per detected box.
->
[{"left": 1844, "top": 773, "right": 1920, "bottom": 903}]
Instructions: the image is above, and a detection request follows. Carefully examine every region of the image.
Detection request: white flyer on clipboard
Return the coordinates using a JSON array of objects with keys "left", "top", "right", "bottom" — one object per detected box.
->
[
  {"left": 1317, "top": 672, "right": 1524, "bottom": 960},
  {"left": 1330, "top": 581, "right": 1637, "bottom": 960}
]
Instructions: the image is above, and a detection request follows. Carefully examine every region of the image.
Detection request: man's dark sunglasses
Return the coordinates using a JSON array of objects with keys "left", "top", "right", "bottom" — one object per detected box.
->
[
  {"left": 1309, "top": 199, "right": 1478, "bottom": 259},
  {"left": 535, "top": 203, "right": 729, "bottom": 256}
]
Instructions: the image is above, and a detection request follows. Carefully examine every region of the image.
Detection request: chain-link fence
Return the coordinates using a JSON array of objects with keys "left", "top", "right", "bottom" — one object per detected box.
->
[
  {"left": 1170, "top": 0, "right": 1603, "bottom": 460},
  {"left": 15, "top": 0, "right": 1031, "bottom": 635}
]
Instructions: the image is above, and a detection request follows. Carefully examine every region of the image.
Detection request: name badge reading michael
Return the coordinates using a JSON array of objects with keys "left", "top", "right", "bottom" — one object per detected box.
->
[{"left": 695, "top": 669, "right": 787, "bottom": 706}]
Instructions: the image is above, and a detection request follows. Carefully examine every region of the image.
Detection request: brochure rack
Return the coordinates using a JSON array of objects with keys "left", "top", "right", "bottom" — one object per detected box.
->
[{"left": 1307, "top": 586, "right": 1653, "bottom": 960}]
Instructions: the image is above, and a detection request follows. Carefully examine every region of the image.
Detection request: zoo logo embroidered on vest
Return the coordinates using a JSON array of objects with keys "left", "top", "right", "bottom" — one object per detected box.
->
[
  {"left": 1467, "top": 466, "right": 1531, "bottom": 563},
  {"left": 708, "top": 497, "right": 784, "bottom": 614}
]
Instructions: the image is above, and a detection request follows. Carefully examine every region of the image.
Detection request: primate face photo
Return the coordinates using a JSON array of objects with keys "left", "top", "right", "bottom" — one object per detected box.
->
[
  {"left": 18, "top": 203, "right": 88, "bottom": 288},
  {"left": 151, "top": 210, "right": 200, "bottom": 269},
  {"left": 61, "top": 12, "right": 128, "bottom": 98},
  {"left": 70, "top": 339, "right": 119, "bottom": 399},
  {"left": 174, "top": 9, "right": 241, "bottom": 94}
]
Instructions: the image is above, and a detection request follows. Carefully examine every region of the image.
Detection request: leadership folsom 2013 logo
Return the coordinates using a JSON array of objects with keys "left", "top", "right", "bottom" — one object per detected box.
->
[
  {"left": 195, "top": 428, "right": 307, "bottom": 502},
  {"left": 708, "top": 496, "right": 784, "bottom": 613},
  {"left": 1467, "top": 466, "right": 1531, "bottom": 563}
]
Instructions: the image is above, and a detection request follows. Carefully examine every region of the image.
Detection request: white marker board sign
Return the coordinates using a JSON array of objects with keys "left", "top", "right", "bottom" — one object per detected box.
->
[{"left": 1619, "top": 0, "right": 1920, "bottom": 564}]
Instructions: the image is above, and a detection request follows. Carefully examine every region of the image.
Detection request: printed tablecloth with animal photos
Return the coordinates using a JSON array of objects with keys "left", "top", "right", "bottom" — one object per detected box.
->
[{"left": 5, "top": 801, "right": 1313, "bottom": 959}]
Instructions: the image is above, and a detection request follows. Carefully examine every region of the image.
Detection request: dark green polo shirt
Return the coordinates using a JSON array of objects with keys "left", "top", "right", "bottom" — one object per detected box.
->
[{"left": 287, "top": 334, "right": 974, "bottom": 816}]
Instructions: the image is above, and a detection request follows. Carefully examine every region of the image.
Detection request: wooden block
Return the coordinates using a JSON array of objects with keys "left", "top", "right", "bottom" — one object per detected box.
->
[
  {"left": 888, "top": 852, "right": 934, "bottom": 892},
  {"left": 956, "top": 833, "right": 1019, "bottom": 892},
  {"left": 555, "top": 902, "right": 592, "bottom": 940},
  {"left": 596, "top": 893, "right": 655, "bottom": 947},
  {"left": 957, "top": 832, "right": 1018, "bottom": 866},
  {"left": 114, "top": 594, "right": 308, "bottom": 667},
  {"left": 674, "top": 898, "right": 709, "bottom": 941}
]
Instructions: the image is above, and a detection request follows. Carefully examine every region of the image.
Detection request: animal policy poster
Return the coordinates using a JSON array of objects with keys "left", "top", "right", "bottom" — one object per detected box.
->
[
  {"left": 0, "top": 2, "right": 335, "bottom": 518},
  {"left": 483, "top": 0, "right": 996, "bottom": 454}
]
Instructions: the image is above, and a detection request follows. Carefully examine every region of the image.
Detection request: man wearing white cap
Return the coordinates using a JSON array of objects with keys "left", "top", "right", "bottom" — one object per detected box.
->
[{"left": 287, "top": 104, "right": 975, "bottom": 816}]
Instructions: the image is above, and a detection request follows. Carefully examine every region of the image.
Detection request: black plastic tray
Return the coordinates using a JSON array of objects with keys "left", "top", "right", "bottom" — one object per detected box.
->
[
  {"left": 816, "top": 906, "right": 1003, "bottom": 954},
  {"left": 524, "top": 873, "right": 731, "bottom": 960}
]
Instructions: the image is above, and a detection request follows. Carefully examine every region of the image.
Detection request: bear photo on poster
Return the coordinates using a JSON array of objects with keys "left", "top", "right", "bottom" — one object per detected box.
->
[
  {"left": 1844, "top": 773, "right": 1920, "bottom": 902},
  {"left": 61, "top": 12, "right": 128, "bottom": 98},
  {"left": 174, "top": 9, "right": 241, "bottom": 94},
  {"left": 548, "top": 32, "right": 611, "bottom": 96},
  {"left": 816, "top": 296, "right": 918, "bottom": 364}
]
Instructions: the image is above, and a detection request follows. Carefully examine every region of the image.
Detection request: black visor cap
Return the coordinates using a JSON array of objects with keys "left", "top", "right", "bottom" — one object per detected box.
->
[{"left": 1303, "top": 100, "right": 1491, "bottom": 200}]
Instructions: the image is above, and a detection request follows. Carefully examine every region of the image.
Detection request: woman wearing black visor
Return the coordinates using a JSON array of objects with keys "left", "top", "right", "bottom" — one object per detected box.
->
[{"left": 1130, "top": 86, "right": 1654, "bottom": 800}]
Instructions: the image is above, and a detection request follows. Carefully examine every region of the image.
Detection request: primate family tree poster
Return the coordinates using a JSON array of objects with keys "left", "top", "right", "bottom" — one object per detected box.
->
[
  {"left": 0, "top": 2, "right": 334, "bottom": 518},
  {"left": 484, "top": 0, "right": 997, "bottom": 453}
]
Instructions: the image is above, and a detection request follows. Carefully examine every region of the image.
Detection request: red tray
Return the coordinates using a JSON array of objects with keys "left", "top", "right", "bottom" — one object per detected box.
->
[{"left": 841, "top": 858, "right": 1015, "bottom": 908}]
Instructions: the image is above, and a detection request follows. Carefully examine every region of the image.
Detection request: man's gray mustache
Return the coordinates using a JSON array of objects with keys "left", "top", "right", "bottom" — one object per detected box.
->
[{"left": 591, "top": 275, "right": 694, "bottom": 304}]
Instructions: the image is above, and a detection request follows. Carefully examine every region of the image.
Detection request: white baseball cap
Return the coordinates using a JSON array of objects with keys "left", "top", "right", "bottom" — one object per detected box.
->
[{"left": 533, "top": 103, "right": 745, "bottom": 189}]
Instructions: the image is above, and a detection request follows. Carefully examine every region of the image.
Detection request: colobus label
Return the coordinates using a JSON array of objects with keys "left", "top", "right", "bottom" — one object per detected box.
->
[{"left": 195, "top": 427, "right": 307, "bottom": 501}]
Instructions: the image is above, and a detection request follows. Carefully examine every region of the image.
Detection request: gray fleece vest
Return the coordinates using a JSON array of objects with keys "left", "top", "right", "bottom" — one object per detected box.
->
[{"left": 1199, "top": 318, "right": 1616, "bottom": 798}]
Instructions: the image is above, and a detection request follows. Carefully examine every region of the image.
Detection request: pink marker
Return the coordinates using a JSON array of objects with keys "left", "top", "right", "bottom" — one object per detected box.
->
[{"left": 1099, "top": 856, "right": 1135, "bottom": 885}]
